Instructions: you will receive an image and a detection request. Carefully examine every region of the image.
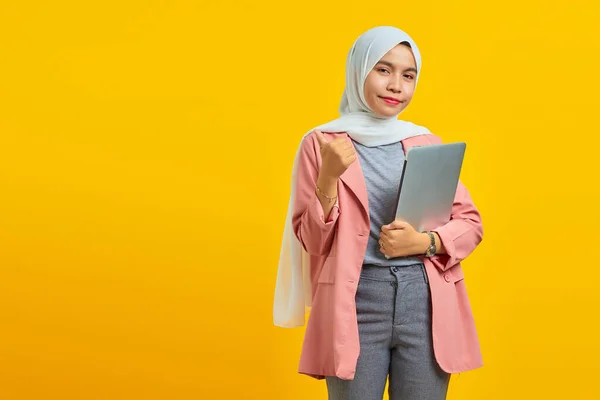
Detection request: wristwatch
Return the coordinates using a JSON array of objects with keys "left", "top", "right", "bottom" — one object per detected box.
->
[{"left": 424, "top": 231, "right": 436, "bottom": 257}]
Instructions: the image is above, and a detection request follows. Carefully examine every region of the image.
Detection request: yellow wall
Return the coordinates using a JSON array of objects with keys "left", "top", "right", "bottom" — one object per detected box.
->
[{"left": 1, "top": 0, "right": 599, "bottom": 399}]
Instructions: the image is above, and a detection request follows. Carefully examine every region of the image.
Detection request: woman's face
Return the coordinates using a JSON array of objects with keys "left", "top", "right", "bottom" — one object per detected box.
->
[{"left": 363, "top": 44, "right": 418, "bottom": 117}]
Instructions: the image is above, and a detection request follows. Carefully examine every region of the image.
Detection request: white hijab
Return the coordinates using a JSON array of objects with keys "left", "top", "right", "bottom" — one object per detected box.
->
[{"left": 273, "top": 26, "right": 431, "bottom": 328}]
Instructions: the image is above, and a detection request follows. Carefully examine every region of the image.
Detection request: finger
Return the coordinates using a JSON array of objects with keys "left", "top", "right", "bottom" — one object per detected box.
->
[
  {"left": 339, "top": 142, "right": 354, "bottom": 152},
  {"left": 329, "top": 138, "right": 348, "bottom": 149},
  {"left": 313, "top": 130, "right": 327, "bottom": 147},
  {"left": 343, "top": 148, "right": 356, "bottom": 157},
  {"left": 341, "top": 148, "right": 355, "bottom": 158},
  {"left": 388, "top": 220, "right": 409, "bottom": 230},
  {"left": 381, "top": 224, "right": 392, "bottom": 232},
  {"left": 344, "top": 154, "right": 356, "bottom": 164},
  {"left": 380, "top": 230, "right": 390, "bottom": 238}
]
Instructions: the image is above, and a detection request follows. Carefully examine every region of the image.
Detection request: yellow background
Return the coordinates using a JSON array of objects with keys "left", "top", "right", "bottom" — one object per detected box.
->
[{"left": 1, "top": 0, "right": 599, "bottom": 399}]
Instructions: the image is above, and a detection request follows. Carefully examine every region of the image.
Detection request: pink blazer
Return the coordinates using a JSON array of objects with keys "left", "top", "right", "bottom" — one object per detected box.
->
[{"left": 291, "top": 132, "right": 484, "bottom": 380}]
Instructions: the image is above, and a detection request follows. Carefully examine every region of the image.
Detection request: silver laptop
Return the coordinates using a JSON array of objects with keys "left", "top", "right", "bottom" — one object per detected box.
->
[{"left": 393, "top": 142, "right": 466, "bottom": 233}]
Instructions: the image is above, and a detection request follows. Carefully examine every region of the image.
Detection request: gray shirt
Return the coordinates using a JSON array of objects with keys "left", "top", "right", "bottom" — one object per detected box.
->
[{"left": 353, "top": 140, "right": 424, "bottom": 267}]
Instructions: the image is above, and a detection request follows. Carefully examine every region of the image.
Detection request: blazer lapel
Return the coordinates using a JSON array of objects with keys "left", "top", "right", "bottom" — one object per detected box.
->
[{"left": 339, "top": 147, "right": 369, "bottom": 219}]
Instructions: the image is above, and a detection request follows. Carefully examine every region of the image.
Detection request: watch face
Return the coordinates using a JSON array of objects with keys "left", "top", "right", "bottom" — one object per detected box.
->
[{"left": 428, "top": 245, "right": 436, "bottom": 256}]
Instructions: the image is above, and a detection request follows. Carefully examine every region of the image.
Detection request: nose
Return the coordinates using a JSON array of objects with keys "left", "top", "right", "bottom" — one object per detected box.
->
[{"left": 387, "top": 72, "right": 402, "bottom": 93}]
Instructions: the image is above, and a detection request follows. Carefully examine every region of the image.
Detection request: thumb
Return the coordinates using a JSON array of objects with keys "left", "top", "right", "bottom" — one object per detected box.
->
[{"left": 313, "top": 130, "right": 327, "bottom": 147}]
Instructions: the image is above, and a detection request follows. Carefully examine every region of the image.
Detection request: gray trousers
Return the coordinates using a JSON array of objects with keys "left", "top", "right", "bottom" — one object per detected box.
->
[{"left": 326, "top": 264, "right": 450, "bottom": 400}]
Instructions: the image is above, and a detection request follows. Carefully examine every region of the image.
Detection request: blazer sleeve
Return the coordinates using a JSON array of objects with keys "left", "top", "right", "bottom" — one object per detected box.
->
[
  {"left": 430, "top": 180, "right": 484, "bottom": 272},
  {"left": 291, "top": 134, "right": 340, "bottom": 256}
]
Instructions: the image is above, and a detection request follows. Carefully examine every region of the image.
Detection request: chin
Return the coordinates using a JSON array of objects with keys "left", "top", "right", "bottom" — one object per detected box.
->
[
  {"left": 371, "top": 99, "right": 407, "bottom": 117},
  {"left": 375, "top": 107, "right": 403, "bottom": 118}
]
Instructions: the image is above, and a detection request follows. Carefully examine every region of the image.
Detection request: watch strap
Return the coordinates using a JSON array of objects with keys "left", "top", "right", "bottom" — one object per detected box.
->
[{"left": 425, "top": 231, "right": 436, "bottom": 257}]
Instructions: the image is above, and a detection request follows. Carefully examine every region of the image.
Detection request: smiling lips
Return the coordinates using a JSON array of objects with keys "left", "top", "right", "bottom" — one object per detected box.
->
[{"left": 381, "top": 97, "right": 402, "bottom": 105}]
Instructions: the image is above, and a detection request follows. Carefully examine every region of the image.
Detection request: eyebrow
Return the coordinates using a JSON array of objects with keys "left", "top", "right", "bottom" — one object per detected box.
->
[{"left": 377, "top": 60, "right": 417, "bottom": 73}]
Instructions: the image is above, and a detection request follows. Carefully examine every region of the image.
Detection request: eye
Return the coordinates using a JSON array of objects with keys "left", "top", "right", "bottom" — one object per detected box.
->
[
  {"left": 378, "top": 68, "right": 390, "bottom": 74},
  {"left": 404, "top": 74, "right": 415, "bottom": 80}
]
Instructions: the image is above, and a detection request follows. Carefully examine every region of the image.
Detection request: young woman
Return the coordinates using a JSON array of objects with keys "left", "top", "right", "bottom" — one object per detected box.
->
[{"left": 274, "top": 26, "right": 484, "bottom": 400}]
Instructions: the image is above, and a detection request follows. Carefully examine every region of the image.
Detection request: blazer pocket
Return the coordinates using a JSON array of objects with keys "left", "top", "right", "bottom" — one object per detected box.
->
[{"left": 317, "top": 257, "right": 336, "bottom": 284}]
